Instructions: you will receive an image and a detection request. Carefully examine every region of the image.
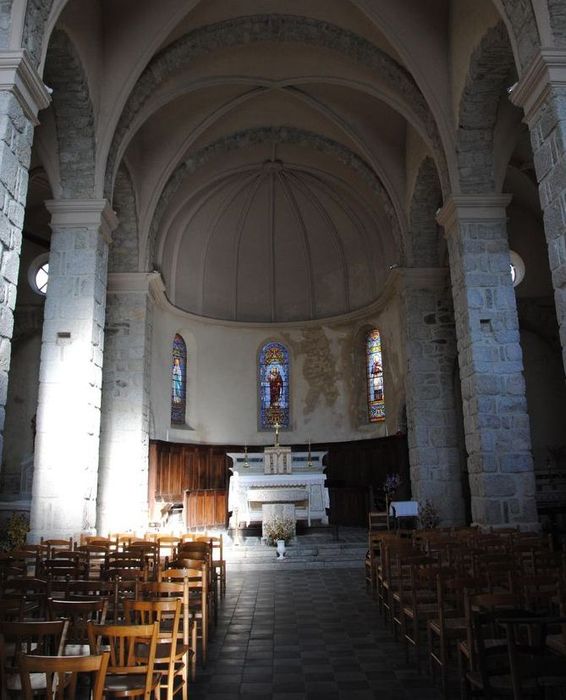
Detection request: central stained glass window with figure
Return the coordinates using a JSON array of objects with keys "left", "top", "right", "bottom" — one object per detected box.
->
[{"left": 259, "top": 341, "right": 289, "bottom": 430}]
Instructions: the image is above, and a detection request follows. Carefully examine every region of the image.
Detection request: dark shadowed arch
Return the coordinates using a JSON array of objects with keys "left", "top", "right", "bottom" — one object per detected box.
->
[
  {"left": 408, "top": 157, "right": 443, "bottom": 267},
  {"left": 456, "top": 22, "right": 516, "bottom": 193},
  {"left": 43, "top": 28, "right": 96, "bottom": 198}
]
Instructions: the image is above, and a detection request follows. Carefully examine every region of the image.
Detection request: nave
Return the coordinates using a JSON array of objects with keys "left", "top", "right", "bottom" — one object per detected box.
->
[{"left": 192, "top": 567, "right": 446, "bottom": 700}]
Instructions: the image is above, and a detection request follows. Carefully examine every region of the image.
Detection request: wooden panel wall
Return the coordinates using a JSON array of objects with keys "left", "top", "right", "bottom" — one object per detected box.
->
[{"left": 148, "top": 434, "right": 409, "bottom": 527}]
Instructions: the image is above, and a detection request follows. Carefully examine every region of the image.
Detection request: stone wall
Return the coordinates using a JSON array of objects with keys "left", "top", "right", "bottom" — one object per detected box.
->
[{"left": 97, "top": 275, "right": 153, "bottom": 534}]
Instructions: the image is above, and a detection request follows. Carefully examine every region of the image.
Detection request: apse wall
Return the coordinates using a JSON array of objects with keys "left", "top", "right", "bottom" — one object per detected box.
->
[{"left": 149, "top": 298, "right": 406, "bottom": 446}]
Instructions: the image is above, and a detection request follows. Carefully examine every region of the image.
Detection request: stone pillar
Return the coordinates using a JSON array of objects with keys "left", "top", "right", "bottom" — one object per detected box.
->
[
  {"left": 437, "top": 196, "right": 538, "bottom": 529},
  {"left": 29, "top": 200, "right": 118, "bottom": 541},
  {"left": 399, "top": 268, "right": 465, "bottom": 526},
  {"left": 0, "top": 51, "right": 49, "bottom": 463},
  {"left": 97, "top": 272, "right": 155, "bottom": 535},
  {"left": 510, "top": 50, "right": 566, "bottom": 377}
]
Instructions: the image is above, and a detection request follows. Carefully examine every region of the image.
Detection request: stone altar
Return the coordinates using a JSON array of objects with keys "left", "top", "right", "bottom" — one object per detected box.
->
[{"left": 227, "top": 450, "right": 329, "bottom": 528}]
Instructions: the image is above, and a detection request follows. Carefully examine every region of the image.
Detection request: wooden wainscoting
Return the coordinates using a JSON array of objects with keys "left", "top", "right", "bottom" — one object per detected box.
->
[{"left": 184, "top": 489, "right": 227, "bottom": 529}]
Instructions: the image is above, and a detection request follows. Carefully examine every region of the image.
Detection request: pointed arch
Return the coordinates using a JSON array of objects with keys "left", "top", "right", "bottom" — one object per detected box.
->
[
  {"left": 170, "top": 333, "right": 187, "bottom": 425},
  {"left": 258, "top": 341, "right": 290, "bottom": 430}
]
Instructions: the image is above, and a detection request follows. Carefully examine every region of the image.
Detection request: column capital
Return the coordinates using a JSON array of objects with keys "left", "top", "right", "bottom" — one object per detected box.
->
[
  {"left": 436, "top": 194, "right": 512, "bottom": 236},
  {"left": 0, "top": 49, "right": 51, "bottom": 125},
  {"left": 46, "top": 199, "right": 119, "bottom": 243},
  {"left": 509, "top": 48, "right": 566, "bottom": 124},
  {"left": 107, "top": 271, "right": 163, "bottom": 294}
]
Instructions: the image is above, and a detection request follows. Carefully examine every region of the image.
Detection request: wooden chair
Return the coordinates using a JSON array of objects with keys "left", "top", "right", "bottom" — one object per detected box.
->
[
  {"left": 40, "top": 538, "right": 73, "bottom": 558},
  {"left": 368, "top": 510, "right": 389, "bottom": 532},
  {"left": 48, "top": 597, "right": 108, "bottom": 655},
  {"left": 2, "top": 577, "right": 51, "bottom": 618},
  {"left": 458, "top": 592, "right": 525, "bottom": 699},
  {"left": 398, "top": 562, "right": 441, "bottom": 667},
  {"left": 138, "top": 580, "right": 195, "bottom": 682},
  {"left": 19, "top": 652, "right": 110, "bottom": 700},
  {"left": 157, "top": 537, "right": 181, "bottom": 564},
  {"left": 199, "top": 535, "right": 226, "bottom": 598},
  {"left": 125, "top": 598, "right": 188, "bottom": 700},
  {"left": 160, "top": 564, "right": 210, "bottom": 670},
  {"left": 500, "top": 615, "right": 566, "bottom": 700},
  {"left": 0, "top": 619, "right": 68, "bottom": 697},
  {"left": 175, "top": 542, "right": 217, "bottom": 623},
  {"left": 73, "top": 544, "right": 110, "bottom": 578},
  {"left": 87, "top": 621, "right": 161, "bottom": 699},
  {"left": 427, "top": 573, "right": 485, "bottom": 699}
]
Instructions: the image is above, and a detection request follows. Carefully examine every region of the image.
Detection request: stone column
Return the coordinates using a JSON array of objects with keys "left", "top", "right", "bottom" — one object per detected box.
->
[
  {"left": 511, "top": 50, "right": 566, "bottom": 377},
  {"left": 437, "top": 196, "right": 538, "bottom": 529},
  {"left": 398, "top": 268, "right": 465, "bottom": 526},
  {"left": 97, "top": 272, "right": 156, "bottom": 535},
  {"left": 29, "top": 200, "right": 118, "bottom": 541},
  {"left": 0, "top": 51, "right": 49, "bottom": 463}
]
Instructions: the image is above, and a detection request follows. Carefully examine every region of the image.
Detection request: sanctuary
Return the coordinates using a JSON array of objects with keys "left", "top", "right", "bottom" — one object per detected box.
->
[{"left": 0, "top": 1, "right": 566, "bottom": 541}]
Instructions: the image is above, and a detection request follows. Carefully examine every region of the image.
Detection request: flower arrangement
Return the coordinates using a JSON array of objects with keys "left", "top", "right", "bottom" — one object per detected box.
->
[
  {"left": 0, "top": 512, "right": 29, "bottom": 551},
  {"left": 418, "top": 500, "right": 440, "bottom": 529},
  {"left": 383, "top": 473, "right": 402, "bottom": 497},
  {"left": 264, "top": 516, "right": 294, "bottom": 545}
]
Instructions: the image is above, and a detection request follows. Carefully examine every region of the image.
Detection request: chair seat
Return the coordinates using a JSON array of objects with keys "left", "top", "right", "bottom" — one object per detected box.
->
[
  {"left": 104, "top": 671, "right": 161, "bottom": 693},
  {"left": 429, "top": 616, "right": 467, "bottom": 635}
]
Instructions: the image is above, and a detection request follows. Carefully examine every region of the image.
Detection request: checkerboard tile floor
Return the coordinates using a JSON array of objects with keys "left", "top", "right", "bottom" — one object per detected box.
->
[{"left": 191, "top": 568, "right": 455, "bottom": 699}]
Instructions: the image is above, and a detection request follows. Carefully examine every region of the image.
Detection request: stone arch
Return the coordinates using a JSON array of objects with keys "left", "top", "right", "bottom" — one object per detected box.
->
[
  {"left": 109, "top": 164, "right": 139, "bottom": 273},
  {"left": 408, "top": 157, "right": 443, "bottom": 267},
  {"left": 456, "top": 21, "right": 516, "bottom": 194},
  {"left": 22, "top": 0, "right": 55, "bottom": 67},
  {"left": 547, "top": 0, "right": 566, "bottom": 47},
  {"left": 493, "top": 1, "right": 541, "bottom": 73},
  {"left": 105, "top": 14, "right": 448, "bottom": 198},
  {"left": 0, "top": 0, "right": 13, "bottom": 48},
  {"left": 147, "top": 126, "right": 403, "bottom": 271},
  {"left": 43, "top": 28, "right": 96, "bottom": 198}
]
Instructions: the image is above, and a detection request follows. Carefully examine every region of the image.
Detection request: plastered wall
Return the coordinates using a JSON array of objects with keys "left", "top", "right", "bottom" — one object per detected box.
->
[{"left": 150, "top": 299, "right": 406, "bottom": 446}]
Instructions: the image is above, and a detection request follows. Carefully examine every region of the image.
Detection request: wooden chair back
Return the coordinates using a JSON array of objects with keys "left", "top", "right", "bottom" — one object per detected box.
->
[
  {"left": 48, "top": 597, "right": 108, "bottom": 654},
  {"left": 0, "top": 619, "right": 68, "bottom": 697},
  {"left": 19, "top": 652, "right": 109, "bottom": 700},
  {"left": 87, "top": 621, "right": 160, "bottom": 697}
]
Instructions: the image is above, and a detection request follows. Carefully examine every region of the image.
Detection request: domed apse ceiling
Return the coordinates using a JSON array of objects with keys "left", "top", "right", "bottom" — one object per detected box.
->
[{"left": 157, "top": 141, "right": 396, "bottom": 323}]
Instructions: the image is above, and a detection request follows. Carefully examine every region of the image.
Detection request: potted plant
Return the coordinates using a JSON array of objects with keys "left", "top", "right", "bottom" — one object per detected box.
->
[
  {"left": 382, "top": 473, "right": 402, "bottom": 527},
  {"left": 0, "top": 512, "right": 29, "bottom": 551},
  {"left": 418, "top": 500, "right": 440, "bottom": 529}
]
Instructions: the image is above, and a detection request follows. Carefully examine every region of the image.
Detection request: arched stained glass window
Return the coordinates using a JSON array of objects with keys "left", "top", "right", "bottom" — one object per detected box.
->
[
  {"left": 367, "top": 329, "right": 385, "bottom": 422},
  {"left": 171, "top": 334, "right": 187, "bottom": 425},
  {"left": 259, "top": 341, "right": 289, "bottom": 430}
]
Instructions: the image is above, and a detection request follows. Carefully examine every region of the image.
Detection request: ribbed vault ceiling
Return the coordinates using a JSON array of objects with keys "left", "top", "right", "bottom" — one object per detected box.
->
[{"left": 160, "top": 152, "right": 392, "bottom": 323}]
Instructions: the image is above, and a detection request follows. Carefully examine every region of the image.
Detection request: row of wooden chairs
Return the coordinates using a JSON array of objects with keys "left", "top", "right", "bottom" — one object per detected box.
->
[
  {"left": 366, "top": 527, "right": 566, "bottom": 698},
  {"left": 0, "top": 534, "right": 226, "bottom": 602},
  {"left": 0, "top": 560, "right": 217, "bottom": 698}
]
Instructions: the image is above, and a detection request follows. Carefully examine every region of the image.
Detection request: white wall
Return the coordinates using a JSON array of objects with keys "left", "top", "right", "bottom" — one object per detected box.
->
[{"left": 149, "top": 298, "right": 405, "bottom": 446}]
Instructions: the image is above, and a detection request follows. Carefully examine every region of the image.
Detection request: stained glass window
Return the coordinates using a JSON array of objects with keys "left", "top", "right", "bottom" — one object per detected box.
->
[
  {"left": 367, "top": 329, "right": 385, "bottom": 422},
  {"left": 259, "top": 341, "right": 289, "bottom": 429},
  {"left": 171, "top": 333, "right": 187, "bottom": 425}
]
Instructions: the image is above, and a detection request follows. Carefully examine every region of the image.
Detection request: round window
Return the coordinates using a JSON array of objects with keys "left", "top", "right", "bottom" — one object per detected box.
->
[
  {"left": 28, "top": 253, "right": 49, "bottom": 296},
  {"left": 509, "top": 251, "right": 525, "bottom": 288}
]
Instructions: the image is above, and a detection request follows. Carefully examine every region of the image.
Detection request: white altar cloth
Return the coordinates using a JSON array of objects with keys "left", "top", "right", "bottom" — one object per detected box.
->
[{"left": 227, "top": 452, "right": 329, "bottom": 528}]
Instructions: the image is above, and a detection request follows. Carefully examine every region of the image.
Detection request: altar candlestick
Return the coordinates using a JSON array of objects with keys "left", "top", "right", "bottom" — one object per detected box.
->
[
  {"left": 243, "top": 443, "right": 249, "bottom": 468},
  {"left": 307, "top": 438, "right": 313, "bottom": 468},
  {"left": 274, "top": 421, "right": 280, "bottom": 448}
]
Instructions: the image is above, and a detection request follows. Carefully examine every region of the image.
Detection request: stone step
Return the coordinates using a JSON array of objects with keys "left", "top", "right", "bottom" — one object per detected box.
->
[{"left": 224, "top": 539, "right": 367, "bottom": 570}]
